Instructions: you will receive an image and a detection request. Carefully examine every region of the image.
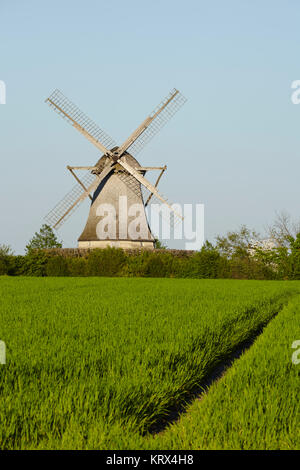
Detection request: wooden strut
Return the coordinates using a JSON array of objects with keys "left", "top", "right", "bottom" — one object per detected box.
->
[
  {"left": 144, "top": 166, "right": 167, "bottom": 206},
  {"left": 116, "top": 158, "right": 183, "bottom": 220},
  {"left": 115, "top": 90, "right": 179, "bottom": 158},
  {"left": 67, "top": 166, "right": 93, "bottom": 201},
  {"left": 136, "top": 166, "right": 166, "bottom": 171},
  {"left": 53, "top": 164, "right": 114, "bottom": 229}
]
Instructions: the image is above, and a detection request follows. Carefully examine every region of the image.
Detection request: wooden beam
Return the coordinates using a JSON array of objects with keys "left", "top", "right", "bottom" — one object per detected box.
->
[
  {"left": 68, "top": 166, "right": 98, "bottom": 170},
  {"left": 67, "top": 167, "right": 93, "bottom": 201},
  {"left": 54, "top": 164, "right": 114, "bottom": 229},
  {"left": 116, "top": 90, "right": 179, "bottom": 158},
  {"left": 135, "top": 166, "right": 167, "bottom": 171},
  {"left": 116, "top": 158, "right": 183, "bottom": 220},
  {"left": 145, "top": 166, "right": 167, "bottom": 206}
]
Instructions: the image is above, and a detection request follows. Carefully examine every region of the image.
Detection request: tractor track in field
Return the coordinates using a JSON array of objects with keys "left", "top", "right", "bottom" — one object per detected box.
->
[{"left": 149, "top": 322, "right": 270, "bottom": 436}]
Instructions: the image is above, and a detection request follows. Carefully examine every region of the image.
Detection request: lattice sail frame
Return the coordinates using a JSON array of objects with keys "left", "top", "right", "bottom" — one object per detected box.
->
[
  {"left": 46, "top": 89, "right": 117, "bottom": 152},
  {"left": 125, "top": 89, "right": 187, "bottom": 157},
  {"left": 45, "top": 172, "right": 97, "bottom": 229}
]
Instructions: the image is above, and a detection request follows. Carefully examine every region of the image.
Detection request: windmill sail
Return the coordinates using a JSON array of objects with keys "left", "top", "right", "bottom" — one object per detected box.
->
[
  {"left": 46, "top": 89, "right": 117, "bottom": 154},
  {"left": 44, "top": 172, "right": 98, "bottom": 229},
  {"left": 123, "top": 89, "right": 187, "bottom": 157}
]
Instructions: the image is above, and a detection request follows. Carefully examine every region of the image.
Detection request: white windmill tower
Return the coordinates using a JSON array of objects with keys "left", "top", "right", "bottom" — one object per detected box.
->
[{"left": 44, "top": 88, "right": 186, "bottom": 249}]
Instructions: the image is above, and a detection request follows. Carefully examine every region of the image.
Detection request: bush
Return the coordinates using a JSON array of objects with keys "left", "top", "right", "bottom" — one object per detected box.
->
[
  {"left": 1, "top": 239, "right": 300, "bottom": 280},
  {"left": 46, "top": 256, "right": 69, "bottom": 277},
  {"left": 185, "top": 250, "right": 221, "bottom": 278},
  {"left": 66, "top": 258, "right": 88, "bottom": 277},
  {"left": 124, "top": 251, "right": 175, "bottom": 277},
  {"left": 0, "top": 259, "right": 8, "bottom": 275},
  {"left": 175, "top": 244, "right": 223, "bottom": 279},
  {"left": 21, "top": 250, "right": 50, "bottom": 276},
  {"left": 87, "top": 247, "right": 127, "bottom": 276},
  {"left": 124, "top": 251, "right": 149, "bottom": 277},
  {"left": 0, "top": 245, "right": 13, "bottom": 275},
  {"left": 6, "top": 255, "right": 26, "bottom": 276},
  {"left": 289, "top": 252, "right": 300, "bottom": 280},
  {"left": 144, "top": 254, "right": 167, "bottom": 277}
]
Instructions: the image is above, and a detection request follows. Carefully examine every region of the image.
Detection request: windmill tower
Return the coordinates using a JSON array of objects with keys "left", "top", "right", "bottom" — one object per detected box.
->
[{"left": 45, "top": 88, "right": 186, "bottom": 249}]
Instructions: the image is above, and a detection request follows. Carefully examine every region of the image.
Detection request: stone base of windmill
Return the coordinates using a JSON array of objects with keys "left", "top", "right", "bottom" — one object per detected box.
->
[{"left": 78, "top": 240, "right": 155, "bottom": 250}]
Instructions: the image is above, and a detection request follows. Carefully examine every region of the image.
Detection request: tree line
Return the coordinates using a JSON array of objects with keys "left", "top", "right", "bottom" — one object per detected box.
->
[{"left": 0, "top": 211, "right": 300, "bottom": 280}]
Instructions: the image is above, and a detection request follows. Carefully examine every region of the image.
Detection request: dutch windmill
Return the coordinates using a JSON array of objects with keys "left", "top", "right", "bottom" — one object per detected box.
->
[{"left": 45, "top": 88, "right": 186, "bottom": 249}]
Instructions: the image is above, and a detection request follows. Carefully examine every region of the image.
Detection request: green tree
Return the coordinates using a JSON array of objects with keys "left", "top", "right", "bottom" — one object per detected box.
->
[
  {"left": 25, "top": 224, "right": 62, "bottom": 253},
  {"left": 154, "top": 238, "right": 167, "bottom": 249},
  {"left": 287, "top": 233, "right": 300, "bottom": 279},
  {"left": 0, "top": 244, "right": 14, "bottom": 275},
  {"left": 0, "top": 244, "right": 13, "bottom": 256},
  {"left": 267, "top": 210, "right": 300, "bottom": 248},
  {"left": 215, "top": 225, "right": 260, "bottom": 258}
]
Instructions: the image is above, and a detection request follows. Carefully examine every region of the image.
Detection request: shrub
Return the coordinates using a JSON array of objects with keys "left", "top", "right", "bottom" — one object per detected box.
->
[
  {"left": 289, "top": 252, "right": 300, "bottom": 280},
  {"left": 144, "top": 254, "right": 167, "bottom": 277},
  {"left": 6, "top": 255, "right": 26, "bottom": 276},
  {"left": 124, "top": 251, "right": 149, "bottom": 277},
  {"left": 46, "top": 256, "right": 69, "bottom": 277},
  {"left": 0, "top": 244, "right": 13, "bottom": 275},
  {"left": 87, "top": 247, "right": 127, "bottom": 276},
  {"left": 1, "top": 238, "right": 300, "bottom": 280},
  {"left": 0, "top": 259, "right": 8, "bottom": 275},
  {"left": 66, "top": 258, "right": 88, "bottom": 277},
  {"left": 21, "top": 250, "right": 50, "bottom": 276},
  {"left": 178, "top": 245, "right": 223, "bottom": 279}
]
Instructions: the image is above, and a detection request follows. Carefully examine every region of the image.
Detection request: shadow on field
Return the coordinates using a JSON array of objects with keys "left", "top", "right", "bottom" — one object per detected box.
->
[{"left": 150, "top": 324, "right": 266, "bottom": 436}]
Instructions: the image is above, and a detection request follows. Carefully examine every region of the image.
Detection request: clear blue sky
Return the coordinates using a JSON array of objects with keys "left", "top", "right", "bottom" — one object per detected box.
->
[{"left": 1, "top": 0, "right": 300, "bottom": 253}]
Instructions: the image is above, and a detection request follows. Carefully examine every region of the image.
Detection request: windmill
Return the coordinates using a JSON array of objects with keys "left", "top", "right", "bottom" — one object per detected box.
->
[{"left": 45, "top": 88, "right": 187, "bottom": 249}]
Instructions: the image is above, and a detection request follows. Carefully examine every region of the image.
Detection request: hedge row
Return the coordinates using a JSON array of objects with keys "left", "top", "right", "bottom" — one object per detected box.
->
[{"left": 0, "top": 246, "right": 280, "bottom": 280}]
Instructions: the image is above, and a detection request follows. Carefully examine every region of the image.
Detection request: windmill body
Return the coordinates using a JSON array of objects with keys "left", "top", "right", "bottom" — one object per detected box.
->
[
  {"left": 44, "top": 88, "right": 186, "bottom": 249},
  {"left": 78, "top": 152, "right": 154, "bottom": 249}
]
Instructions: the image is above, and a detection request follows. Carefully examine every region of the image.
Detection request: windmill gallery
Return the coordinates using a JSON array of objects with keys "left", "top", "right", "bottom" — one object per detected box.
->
[{"left": 44, "top": 88, "right": 187, "bottom": 249}]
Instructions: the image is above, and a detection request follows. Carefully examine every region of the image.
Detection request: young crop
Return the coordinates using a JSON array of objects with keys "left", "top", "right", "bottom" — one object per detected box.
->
[
  {"left": 0, "top": 277, "right": 299, "bottom": 449},
  {"left": 145, "top": 294, "right": 300, "bottom": 450}
]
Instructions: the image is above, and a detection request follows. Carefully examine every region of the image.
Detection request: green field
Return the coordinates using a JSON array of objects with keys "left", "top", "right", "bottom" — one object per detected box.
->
[
  {"left": 144, "top": 295, "right": 300, "bottom": 450},
  {"left": 0, "top": 277, "right": 299, "bottom": 449}
]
